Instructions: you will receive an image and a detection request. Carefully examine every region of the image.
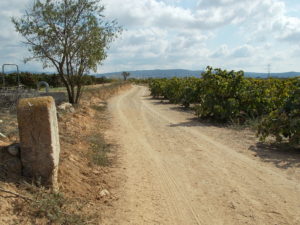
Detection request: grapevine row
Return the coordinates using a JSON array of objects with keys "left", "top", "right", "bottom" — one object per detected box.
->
[{"left": 148, "top": 66, "right": 300, "bottom": 145}]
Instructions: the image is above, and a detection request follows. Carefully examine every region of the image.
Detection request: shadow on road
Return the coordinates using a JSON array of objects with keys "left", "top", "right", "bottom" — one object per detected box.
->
[
  {"left": 145, "top": 94, "right": 300, "bottom": 170},
  {"left": 169, "top": 117, "right": 226, "bottom": 128},
  {"left": 249, "top": 142, "right": 300, "bottom": 169}
]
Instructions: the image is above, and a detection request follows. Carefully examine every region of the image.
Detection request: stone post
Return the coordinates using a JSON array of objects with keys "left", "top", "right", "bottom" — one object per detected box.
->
[{"left": 17, "top": 96, "right": 60, "bottom": 190}]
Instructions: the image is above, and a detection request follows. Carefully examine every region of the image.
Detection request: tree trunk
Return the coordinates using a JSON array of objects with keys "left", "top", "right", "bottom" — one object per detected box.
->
[
  {"left": 58, "top": 72, "right": 74, "bottom": 104},
  {"left": 75, "top": 84, "right": 82, "bottom": 104}
]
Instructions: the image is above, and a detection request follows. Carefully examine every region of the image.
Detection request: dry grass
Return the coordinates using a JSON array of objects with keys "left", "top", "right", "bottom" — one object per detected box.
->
[
  {"left": 0, "top": 111, "right": 18, "bottom": 142},
  {"left": 6, "top": 183, "right": 96, "bottom": 225},
  {"left": 88, "top": 131, "right": 112, "bottom": 167}
]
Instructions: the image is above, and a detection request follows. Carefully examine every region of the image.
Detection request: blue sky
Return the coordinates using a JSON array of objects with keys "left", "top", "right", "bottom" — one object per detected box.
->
[{"left": 1, "top": 0, "right": 300, "bottom": 73}]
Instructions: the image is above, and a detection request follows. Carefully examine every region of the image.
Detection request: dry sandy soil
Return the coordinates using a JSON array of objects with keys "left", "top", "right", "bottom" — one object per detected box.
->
[
  {"left": 0, "top": 83, "right": 131, "bottom": 225},
  {"left": 103, "top": 85, "right": 300, "bottom": 225}
]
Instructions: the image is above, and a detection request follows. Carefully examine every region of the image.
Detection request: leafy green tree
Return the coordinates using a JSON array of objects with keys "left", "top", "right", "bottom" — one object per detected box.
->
[{"left": 12, "top": 0, "right": 121, "bottom": 103}]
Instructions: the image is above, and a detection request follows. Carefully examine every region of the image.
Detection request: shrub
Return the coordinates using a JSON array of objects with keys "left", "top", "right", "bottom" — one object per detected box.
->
[{"left": 258, "top": 83, "right": 300, "bottom": 145}]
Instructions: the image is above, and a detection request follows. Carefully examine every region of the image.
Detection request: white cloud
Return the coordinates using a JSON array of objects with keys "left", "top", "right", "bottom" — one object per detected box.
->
[
  {"left": 210, "top": 45, "right": 229, "bottom": 58},
  {"left": 0, "top": 0, "right": 300, "bottom": 73},
  {"left": 0, "top": 0, "right": 44, "bottom": 72},
  {"left": 230, "top": 45, "right": 254, "bottom": 58}
]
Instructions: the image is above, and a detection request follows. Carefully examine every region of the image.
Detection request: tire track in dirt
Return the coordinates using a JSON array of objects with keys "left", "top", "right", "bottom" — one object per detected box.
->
[
  {"left": 112, "top": 86, "right": 202, "bottom": 225},
  {"left": 137, "top": 88, "right": 205, "bottom": 225},
  {"left": 139, "top": 87, "right": 300, "bottom": 224},
  {"left": 105, "top": 85, "right": 300, "bottom": 225}
]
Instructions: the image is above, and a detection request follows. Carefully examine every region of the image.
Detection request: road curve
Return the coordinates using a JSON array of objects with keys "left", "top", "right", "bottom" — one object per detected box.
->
[{"left": 105, "top": 85, "right": 300, "bottom": 225}]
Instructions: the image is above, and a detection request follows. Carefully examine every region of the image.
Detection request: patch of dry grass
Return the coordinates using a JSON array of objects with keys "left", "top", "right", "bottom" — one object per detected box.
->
[{"left": 12, "top": 183, "right": 97, "bottom": 225}]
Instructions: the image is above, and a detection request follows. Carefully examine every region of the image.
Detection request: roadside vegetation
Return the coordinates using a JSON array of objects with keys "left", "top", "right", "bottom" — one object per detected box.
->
[
  {"left": 88, "top": 102, "right": 112, "bottom": 167},
  {"left": 0, "top": 72, "right": 114, "bottom": 89},
  {"left": 16, "top": 184, "right": 96, "bottom": 225},
  {"left": 148, "top": 66, "right": 300, "bottom": 146}
]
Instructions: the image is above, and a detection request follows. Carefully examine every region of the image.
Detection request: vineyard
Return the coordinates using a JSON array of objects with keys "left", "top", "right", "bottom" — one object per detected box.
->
[{"left": 149, "top": 66, "right": 300, "bottom": 145}]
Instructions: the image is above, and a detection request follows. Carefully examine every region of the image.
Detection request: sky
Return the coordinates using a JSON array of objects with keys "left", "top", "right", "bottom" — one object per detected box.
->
[{"left": 1, "top": 0, "right": 300, "bottom": 73}]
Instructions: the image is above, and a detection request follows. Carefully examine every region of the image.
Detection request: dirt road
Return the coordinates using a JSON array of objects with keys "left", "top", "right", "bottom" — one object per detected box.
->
[{"left": 104, "top": 85, "right": 300, "bottom": 225}]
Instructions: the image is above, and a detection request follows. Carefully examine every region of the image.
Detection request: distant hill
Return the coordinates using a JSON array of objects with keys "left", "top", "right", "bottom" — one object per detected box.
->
[
  {"left": 244, "top": 71, "right": 300, "bottom": 78},
  {"left": 96, "top": 69, "right": 300, "bottom": 79},
  {"left": 96, "top": 69, "right": 203, "bottom": 79}
]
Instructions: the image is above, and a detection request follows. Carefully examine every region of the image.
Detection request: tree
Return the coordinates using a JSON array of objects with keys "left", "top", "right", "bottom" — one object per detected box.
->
[
  {"left": 122, "top": 71, "right": 130, "bottom": 81},
  {"left": 12, "top": 0, "right": 121, "bottom": 104}
]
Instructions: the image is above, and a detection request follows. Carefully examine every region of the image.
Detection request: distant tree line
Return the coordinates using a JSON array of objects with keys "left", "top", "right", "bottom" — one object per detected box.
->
[{"left": 0, "top": 72, "right": 112, "bottom": 89}]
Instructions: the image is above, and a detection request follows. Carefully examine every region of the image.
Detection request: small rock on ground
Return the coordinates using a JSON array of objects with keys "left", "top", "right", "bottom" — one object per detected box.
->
[
  {"left": 100, "top": 189, "right": 110, "bottom": 197},
  {"left": 58, "top": 102, "right": 75, "bottom": 113}
]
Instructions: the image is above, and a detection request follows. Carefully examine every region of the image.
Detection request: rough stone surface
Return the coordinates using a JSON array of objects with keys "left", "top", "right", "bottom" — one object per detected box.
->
[{"left": 17, "top": 96, "right": 60, "bottom": 189}]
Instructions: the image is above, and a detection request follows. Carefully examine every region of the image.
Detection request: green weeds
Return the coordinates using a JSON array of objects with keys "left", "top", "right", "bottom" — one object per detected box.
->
[{"left": 88, "top": 134, "right": 112, "bottom": 167}]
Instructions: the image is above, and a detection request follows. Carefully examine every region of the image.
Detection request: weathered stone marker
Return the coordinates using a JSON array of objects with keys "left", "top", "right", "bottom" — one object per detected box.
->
[{"left": 17, "top": 96, "right": 60, "bottom": 190}]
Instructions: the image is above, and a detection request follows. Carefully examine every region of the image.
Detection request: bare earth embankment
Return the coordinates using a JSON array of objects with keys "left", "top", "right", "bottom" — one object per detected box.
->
[
  {"left": 104, "top": 85, "right": 300, "bottom": 225},
  {"left": 0, "top": 83, "right": 131, "bottom": 225}
]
